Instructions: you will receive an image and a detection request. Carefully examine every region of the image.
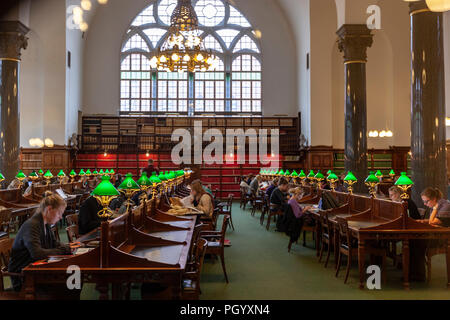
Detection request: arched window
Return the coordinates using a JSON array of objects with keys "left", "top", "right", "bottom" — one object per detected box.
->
[{"left": 120, "top": 0, "right": 262, "bottom": 115}]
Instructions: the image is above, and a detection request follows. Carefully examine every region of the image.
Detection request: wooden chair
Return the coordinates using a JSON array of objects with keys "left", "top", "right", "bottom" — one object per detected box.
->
[
  {"left": 240, "top": 188, "right": 252, "bottom": 210},
  {"left": 182, "top": 238, "right": 208, "bottom": 300},
  {"left": 188, "top": 224, "right": 204, "bottom": 262},
  {"left": 0, "top": 210, "right": 12, "bottom": 234},
  {"left": 219, "top": 194, "right": 234, "bottom": 231},
  {"left": 266, "top": 204, "right": 283, "bottom": 231},
  {"left": 65, "top": 214, "right": 79, "bottom": 226},
  {"left": 200, "top": 215, "right": 230, "bottom": 283},
  {"left": 302, "top": 224, "right": 316, "bottom": 248},
  {"left": 260, "top": 193, "right": 271, "bottom": 226},
  {"left": 250, "top": 192, "right": 263, "bottom": 217},
  {"left": 318, "top": 211, "right": 333, "bottom": 268},
  {"left": 66, "top": 225, "right": 79, "bottom": 243},
  {"left": 0, "top": 238, "right": 23, "bottom": 299},
  {"left": 426, "top": 244, "right": 447, "bottom": 282},
  {"left": 335, "top": 217, "right": 386, "bottom": 284}
]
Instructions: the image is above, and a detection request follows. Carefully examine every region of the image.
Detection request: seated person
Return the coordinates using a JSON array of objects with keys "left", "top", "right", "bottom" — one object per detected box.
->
[
  {"left": 389, "top": 186, "right": 421, "bottom": 219},
  {"left": 8, "top": 192, "right": 71, "bottom": 291},
  {"left": 270, "top": 177, "right": 289, "bottom": 212},
  {"left": 266, "top": 178, "right": 279, "bottom": 200},
  {"left": 78, "top": 196, "right": 106, "bottom": 235},
  {"left": 288, "top": 188, "right": 312, "bottom": 219},
  {"left": 7, "top": 178, "right": 21, "bottom": 190},
  {"left": 182, "top": 180, "right": 214, "bottom": 217},
  {"left": 240, "top": 176, "right": 250, "bottom": 194},
  {"left": 246, "top": 174, "right": 254, "bottom": 186},
  {"left": 248, "top": 175, "right": 262, "bottom": 196},
  {"left": 420, "top": 187, "right": 450, "bottom": 227}
]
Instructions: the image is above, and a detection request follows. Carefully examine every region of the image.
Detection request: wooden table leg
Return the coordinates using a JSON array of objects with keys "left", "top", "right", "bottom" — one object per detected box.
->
[
  {"left": 446, "top": 239, "right": 450, "bottom": 288},
  {"left": 315, "top": 221, "right": 321, "bottom": 257},
  {"left": 358, "top": 239, "right": 365, "bottom": 289},
  {"left": 97, "top": 282, "right": 109, "bottom": 300},
  {"left": 402, "top": 240, "right": 410, "bottom": 290},
  {"left": 334, "top": 225, "right": 339, "bottom": 268}
]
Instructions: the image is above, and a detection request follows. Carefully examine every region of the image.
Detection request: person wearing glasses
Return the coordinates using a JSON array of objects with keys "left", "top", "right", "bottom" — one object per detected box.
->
[{"left": 420, "top": 187, "right": 450, "bottom": 227}]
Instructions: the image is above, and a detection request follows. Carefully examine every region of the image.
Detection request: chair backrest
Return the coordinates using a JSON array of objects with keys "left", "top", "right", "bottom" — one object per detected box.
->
[
  {"left": 65, "top": 214, "right": 79, "bottom": 226},
  {"left": 0, "top": 210, "right": 12, "bottom": 231},
  {"left": 0, "top": 238, "right": 15, "bottom": 291},
  {"left": 0, "top": 238, "right": 14, "bottom": 270},
  {"left": 66, "top": 225, "right": 79, "bottom": 243},
  {"left": 320, "top": 211, "right": 332, "bottom": 235},
  {"left": 226, "top": 194, "right": 233, "bottom": 209},
  {"left": 188, "top": 224, "right": 204, "bottom": 261},
  {"left": 194, "top": 238, "right": 207, "bottom": 274},
  {"left": 219, "top": 215, "right": 230, "bottom": 245},
  {"left": 336, "top": 216, "right": 351, "bottom": 249}
]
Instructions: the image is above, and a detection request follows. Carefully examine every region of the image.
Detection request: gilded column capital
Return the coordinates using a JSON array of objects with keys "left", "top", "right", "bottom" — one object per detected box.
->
[
  {"left": 0, "top": 21, "right": 30, "bottom": 61},
  {"left": 336, "top": 24, "right": 373, "bottom": 64}
]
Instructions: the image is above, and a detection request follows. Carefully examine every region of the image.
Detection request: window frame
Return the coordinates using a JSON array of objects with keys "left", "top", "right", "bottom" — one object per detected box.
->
[{"left": 119, "top": 0, "right": 262, "bottom": 116}]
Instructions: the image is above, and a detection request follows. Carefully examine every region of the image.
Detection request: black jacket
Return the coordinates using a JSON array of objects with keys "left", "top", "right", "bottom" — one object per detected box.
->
[
  {"left": 79, "top": 196, "right": 106, "bottom": 235},
  {"left": 276, "top": 205, "right": 304, "bottom": 242},
  {"left": 8, "top": 212, "right": 71, "bottom": 291},
  {"left": 270, "top": 188, "right": 288, "bottom": 212},
  {"left": 407, "top": 198, "right": 421, "bottom": 220}
]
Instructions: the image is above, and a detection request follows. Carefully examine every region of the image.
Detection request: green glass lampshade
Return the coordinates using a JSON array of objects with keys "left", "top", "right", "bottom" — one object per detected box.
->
[
  {"left": 79, "top": 169, "right": 86, "bottom": 176},
  {"left": 389, "top": 169, "right": 395, "bottom": 176},
  {"left": 327, "top": 172, "right": 339, "bottom": 181},
  {"left": 169, "top": 171, "right": 176, "bottom": 179},
  {"left": 43, "top": 170, "right": 53, "bottom": 178},
  {"left": 291, "top": 170, "right": 298, "bottom": 177},
  {"left": 150, "top": 173, "right": 162, "bottom": 185},
  {"left": 92, "top": 175, "right": 120, "bottom": 197},
  {"left": 85, "top": 169, "right": 92, "bottom": 176},
  {"left": 0, "top": 173, "right": 5, "bottom": 181},
  {"left": 375, "top": 170, "right": 383, "bottom": 178},
  {"left": 344, "top": 171, "right": 357, "bottom": 182},
  {"left": 105, "top": 169, "right": 110, "bottom": 174},
  {"left": 164, "top": 171, "right": 171, "bottom": 180},
  {"left": 365, "top": 172, "right": 379, "bottom": 183},
  {"left": 284, "top": 170, "right": 290, "bottom": 176},
  {"left": 158, "top": 172, "right": 167, "bottom": 181},
  {"left": 327, "top": 170, "right": 332, "bottom": 175},
  {"left": 16, "top": 171, "right": 27, "bottom": 180},
  {"left": 110, "top": 169, "right": 115, "bottom": 175},
  {"left": 395, "top": 172, "right": 414, "bottom": 186},
  {"left": 299, "top": 170, "right": 306, "bottom": 178},
  {"left": 314, "top": 171, "right": 325, "bottom": 180},
  {"left": 99, "top": 169, "right": 105, "bottom": 175},
  {"left": 118, "top": 173, "right": 141, "bottom": 191},
  {"left": 29, "top": 171, "right": 39, "bottom": 179},
  {"left": 69, "top": 170, "right": 77, "bottom": 177},
  {"left": 92, "top": 170, "right": 99, "bottom": 176},
  {"left": 38, "top": 169, "right": 44, "bottom": 175},
  {"left": 307, "top": 170, "right": 315, "bottom": 178},
  {"left": 137, "top": 172, "right": 152, "bottom": 187},
  {"left": 57, "top": 170, "right": 66, "bottom": 177}
]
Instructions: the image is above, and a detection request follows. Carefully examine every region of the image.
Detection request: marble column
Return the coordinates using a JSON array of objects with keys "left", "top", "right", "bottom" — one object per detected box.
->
[
  {"left": 0, "top": 21, "right": 28, "bottom": 184},
  {"left": 337, "top": 25, "right": 373, "bottom": 193},
  {"left": 409, "top": 1, "right": 447, "bottom": 204}
]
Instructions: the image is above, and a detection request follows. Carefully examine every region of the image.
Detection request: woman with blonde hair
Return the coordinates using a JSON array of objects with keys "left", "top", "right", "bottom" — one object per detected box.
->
[
  {"left": 8, "top": 191, "right": 71, "bottom": 291},
  {"left": 187, "top": 180, "right": 214, "bottom": 217}
]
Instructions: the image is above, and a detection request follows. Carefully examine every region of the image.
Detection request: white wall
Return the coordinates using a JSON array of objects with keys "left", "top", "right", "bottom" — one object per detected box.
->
[
  {"left": 277, "top": 0, "right": 310, "bottom": 143},
  {"left": 20, "top": 0, "right": 67, "bottom": 147},
  {"left": 82, "top": 0, "right": 298, "bottom": 117}
]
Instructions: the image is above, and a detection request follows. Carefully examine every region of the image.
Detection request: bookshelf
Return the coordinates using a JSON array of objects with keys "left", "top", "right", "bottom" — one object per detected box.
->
[{"left": 75, "top": 115, "right": 300, "bottom": 198}]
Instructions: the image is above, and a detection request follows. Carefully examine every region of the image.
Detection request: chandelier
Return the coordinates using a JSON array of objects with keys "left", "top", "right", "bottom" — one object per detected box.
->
[{"left": 150, "top": 0, "right": 220, "bottom": 72}]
